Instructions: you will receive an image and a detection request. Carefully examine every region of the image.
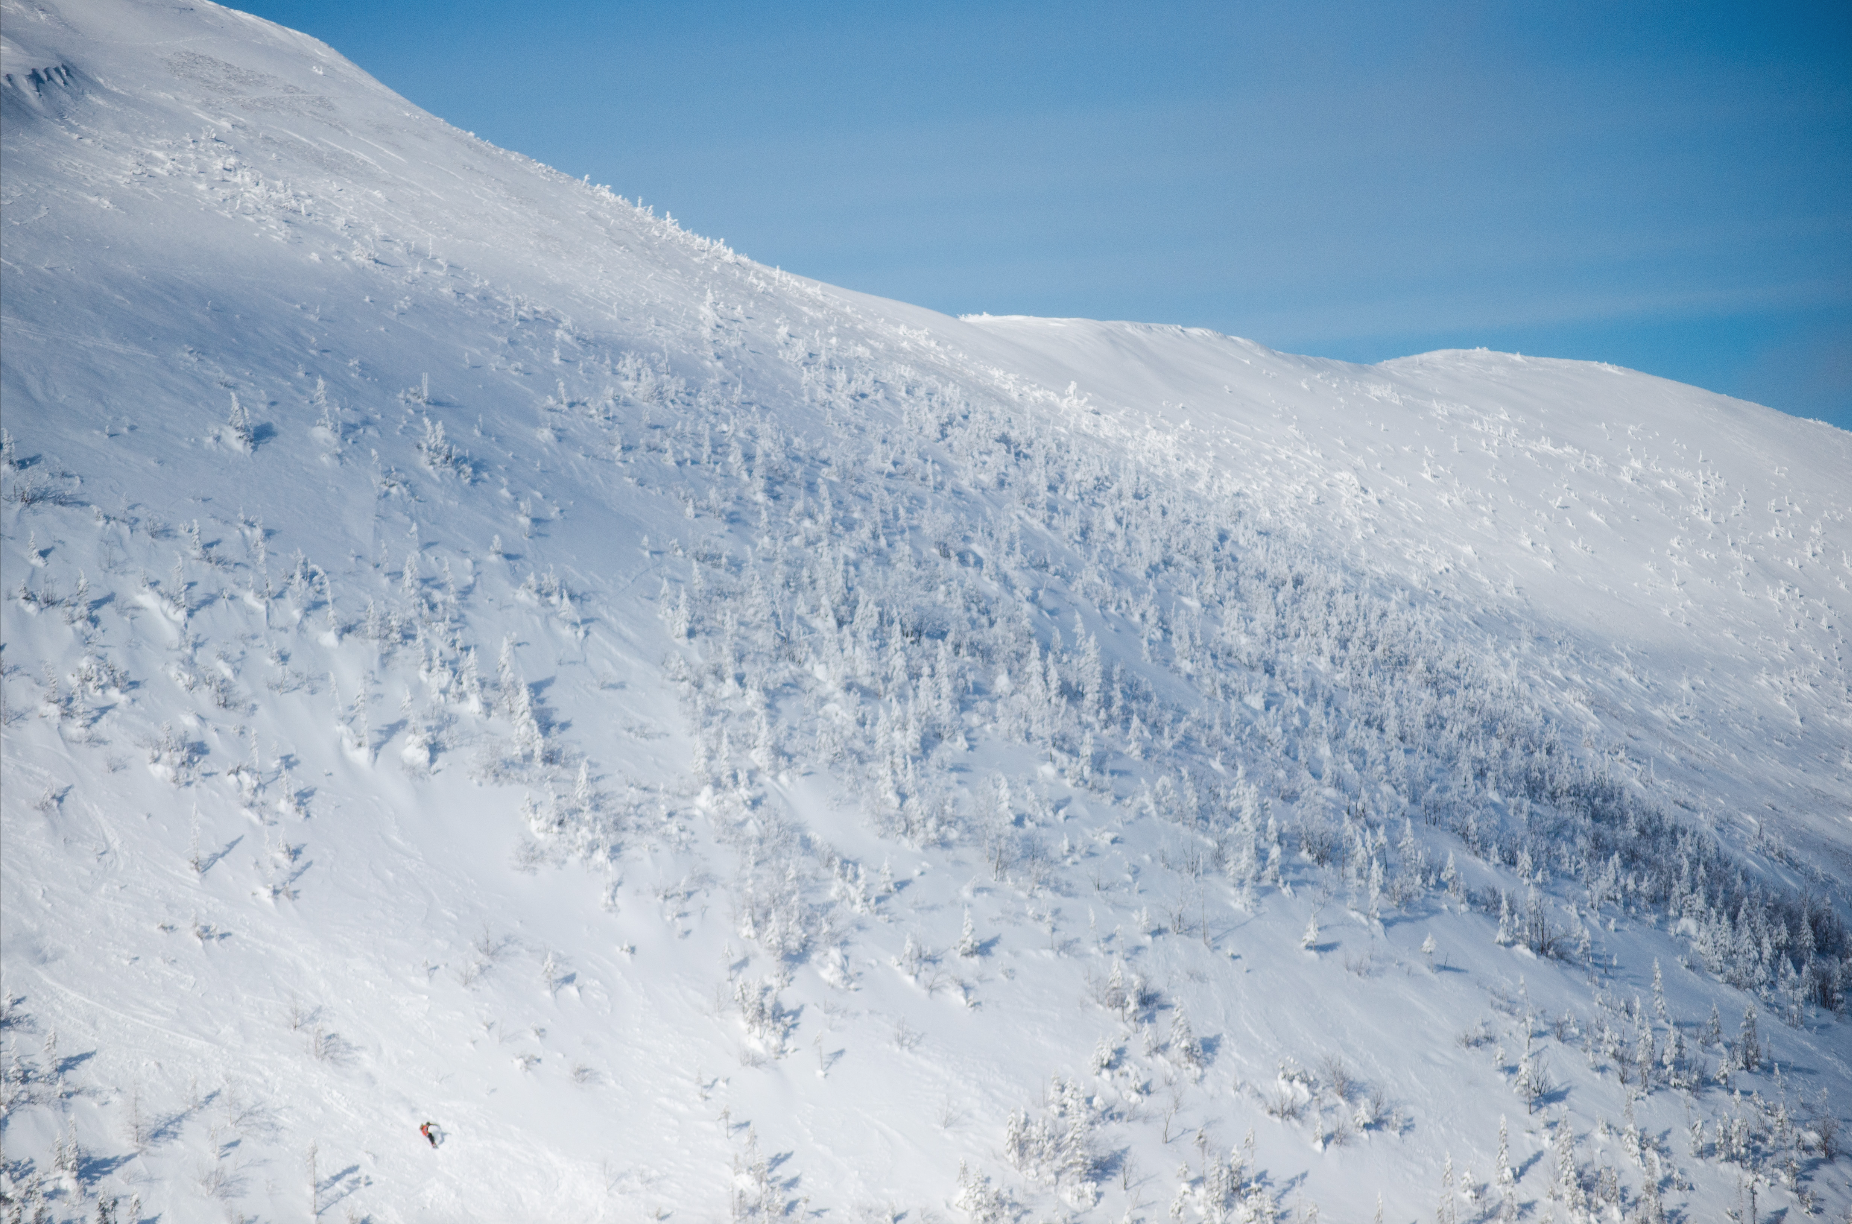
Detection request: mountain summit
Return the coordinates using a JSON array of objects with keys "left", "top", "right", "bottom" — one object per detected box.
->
[{"left": 3, "top": 2, "right": 1848, "bottom": 1220}]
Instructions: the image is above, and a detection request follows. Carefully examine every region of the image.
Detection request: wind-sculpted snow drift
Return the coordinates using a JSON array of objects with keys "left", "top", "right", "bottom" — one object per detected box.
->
[{"left": 2, "top": 1, "right": 1850, "bottom": 1220}]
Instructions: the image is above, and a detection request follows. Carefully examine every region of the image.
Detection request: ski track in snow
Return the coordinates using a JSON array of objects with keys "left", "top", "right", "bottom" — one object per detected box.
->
[{"left": 2, "top": 2, "right": 1850, "bottom": 1222}]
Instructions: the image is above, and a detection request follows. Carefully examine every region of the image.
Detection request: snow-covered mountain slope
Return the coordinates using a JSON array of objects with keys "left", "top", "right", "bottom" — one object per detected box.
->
[
  {"left": 944, "top": 317, "right": 1852, "bottom": 867},
  {"left": 2, "top": 2, "right": 1848, "bottom": 1222}
]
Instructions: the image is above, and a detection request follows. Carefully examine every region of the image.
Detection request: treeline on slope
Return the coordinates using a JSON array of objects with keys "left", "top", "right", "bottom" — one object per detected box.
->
[
  {"left": 5, "top": 275, "right": 1845, "bottom": 1032},
  {"left": 568, "top": 332, "right": 1851, "bottom": 1023}
]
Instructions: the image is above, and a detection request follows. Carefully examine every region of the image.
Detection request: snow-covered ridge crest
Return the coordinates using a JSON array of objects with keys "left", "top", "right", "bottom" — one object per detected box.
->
[{"left": 2, "top": 1, "right": 1849, "bottom": 1221}]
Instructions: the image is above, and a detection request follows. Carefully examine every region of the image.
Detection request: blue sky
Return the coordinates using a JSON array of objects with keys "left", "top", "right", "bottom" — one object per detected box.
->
[{"left": 233, "top": 1, "right": 1851, "bottom": 428}]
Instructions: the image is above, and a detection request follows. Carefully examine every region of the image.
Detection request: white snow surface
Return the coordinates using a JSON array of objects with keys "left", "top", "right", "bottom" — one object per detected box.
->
[{"left": 2, "top": 2, "right": 1849, "bottom": 1222}]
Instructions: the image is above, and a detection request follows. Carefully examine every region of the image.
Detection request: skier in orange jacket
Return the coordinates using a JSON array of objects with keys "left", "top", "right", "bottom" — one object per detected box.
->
[{"left": 420, "top": 1121, "right": 437, "bottom": 1148}]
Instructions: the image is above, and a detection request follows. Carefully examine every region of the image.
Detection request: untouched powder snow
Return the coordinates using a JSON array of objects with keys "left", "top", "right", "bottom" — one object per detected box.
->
[{"left": 2, "top": 2, "right": 1849, "bottom": 1221}]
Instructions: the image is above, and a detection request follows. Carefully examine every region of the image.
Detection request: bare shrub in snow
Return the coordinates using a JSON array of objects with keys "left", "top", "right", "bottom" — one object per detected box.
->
[
  {"left": 733, "top": 977, "right": 794, "bottom": 1055},
  {"left": 1088, "top": 958, "right": 1158, "bottom": 1024},
  {"left": 417, "top": 415, "right": 473, "bottom": 479},
  {"left": 145, "top": 722, "right": 200, "bottom": 785}
]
